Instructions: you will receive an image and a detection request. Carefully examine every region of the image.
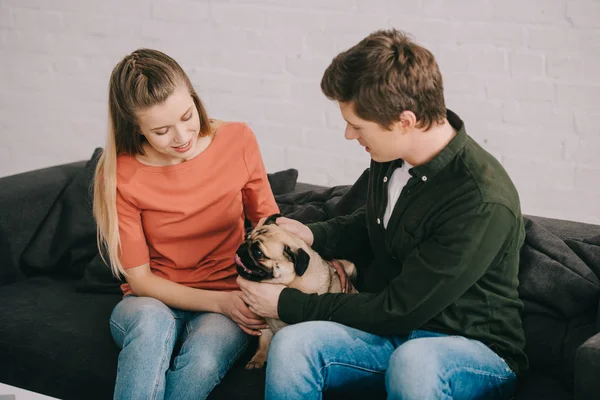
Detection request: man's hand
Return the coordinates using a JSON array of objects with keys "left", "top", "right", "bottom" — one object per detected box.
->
[
  {"left": 256, "top": 216, "right": 314, "bottom": 246},
  {"left": 237, "top": 276, "right": 285, "bottom": 319},
  {"left": 218, "top": 291, "right": 268, "bottom": 336}
]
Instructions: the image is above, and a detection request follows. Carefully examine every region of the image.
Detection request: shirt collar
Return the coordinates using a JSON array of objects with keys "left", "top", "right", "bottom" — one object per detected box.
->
[{"left": 408, "top": 109, "right": 467, "bottom": 181}]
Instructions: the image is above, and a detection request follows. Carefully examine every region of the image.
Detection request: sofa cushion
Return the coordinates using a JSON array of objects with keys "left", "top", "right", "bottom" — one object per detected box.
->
[
  {"left": 0, "top": 277, "right": 378, "bottom": 400},
  {"left": 0, "top": 276, "right": 279, "bottom": 400},
  {"left": 0, "top": 277, "right": 120, "bottom": 400},
  {"left": 515, "top": 373, "right": 573, "bottom": 400},
  {"left": 0, "top": 228, "right": 15, "bottom": 286},
  {"left": 519, "top": 217, "right": 600, "bottom": 384}
]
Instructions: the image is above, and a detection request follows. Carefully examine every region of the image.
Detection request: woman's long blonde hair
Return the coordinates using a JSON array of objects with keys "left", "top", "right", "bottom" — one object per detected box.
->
[{"left": 93, "top": 49, "right": 211, "bottom": 279}]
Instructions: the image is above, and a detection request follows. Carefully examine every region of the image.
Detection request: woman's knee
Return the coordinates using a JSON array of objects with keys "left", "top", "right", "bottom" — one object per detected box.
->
[
  {"left": 171, "top": 313, "right": 249, "bottom": 378},
  {"left": 110, "top": 296, "right": 178, "bottom": 344}
]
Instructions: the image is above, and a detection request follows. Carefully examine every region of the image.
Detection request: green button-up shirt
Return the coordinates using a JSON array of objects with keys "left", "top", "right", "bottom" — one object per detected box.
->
[{"left": 278, "top": 110, "right": 528, "bottom": 376}]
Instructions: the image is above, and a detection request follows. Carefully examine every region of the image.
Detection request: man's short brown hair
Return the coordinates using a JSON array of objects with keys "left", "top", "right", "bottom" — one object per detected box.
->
[{"left": 321, "top": 29, "right": 446, "bottom": 131}]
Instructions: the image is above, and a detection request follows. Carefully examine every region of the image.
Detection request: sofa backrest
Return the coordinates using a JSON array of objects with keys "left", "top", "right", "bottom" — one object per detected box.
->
[
  {"left": 2, "top": 159, "right": 600, "bottom": 390},
  {"left": 528, "top": 215, "right": 600, "bottom": 242}
]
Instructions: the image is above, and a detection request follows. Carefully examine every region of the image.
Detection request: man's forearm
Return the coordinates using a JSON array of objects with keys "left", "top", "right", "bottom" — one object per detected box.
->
[{"left": 308, "top": 206, "right": 370, "bottom": 261}]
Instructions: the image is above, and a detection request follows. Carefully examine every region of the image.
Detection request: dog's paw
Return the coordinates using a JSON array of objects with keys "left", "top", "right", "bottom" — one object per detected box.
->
[{"left": 245, "top": 359, "right": 266, "bottom": 369}]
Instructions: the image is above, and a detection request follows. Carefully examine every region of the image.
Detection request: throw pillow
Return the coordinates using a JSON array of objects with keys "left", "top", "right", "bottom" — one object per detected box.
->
[
  {"left": 565, "top": 234, "right": 600, "bottom": 279},
  {"left": 519, "top": 218, "right": 600, "bottom": 383},
  {"left": 21, "top": 148, "right": 103, "bottom": 278},
  {"left": 76, "top": 253, "right": 121, "bottom": 294},
  {"left": 267, "top": 168, "right": 298, "bottom": 195}
]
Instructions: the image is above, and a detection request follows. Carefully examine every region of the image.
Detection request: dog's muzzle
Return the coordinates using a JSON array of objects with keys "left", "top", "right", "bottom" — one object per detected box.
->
[{"left": 235, "top": 241, "right": 274, "bottom": 282}]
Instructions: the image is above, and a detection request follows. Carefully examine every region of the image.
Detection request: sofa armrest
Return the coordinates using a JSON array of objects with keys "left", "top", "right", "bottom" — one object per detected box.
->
[
  {"left": 575, "top": 330, "right": 600, "bottom": 400},
  {"left": 0, "top": 161, "right": 85, "bottom": 284}
]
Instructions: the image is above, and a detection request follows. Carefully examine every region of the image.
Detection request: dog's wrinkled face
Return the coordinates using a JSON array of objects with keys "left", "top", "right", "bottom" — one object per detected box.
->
[{"left": 235, "top": 215, "right": 310, "bottom": 285}]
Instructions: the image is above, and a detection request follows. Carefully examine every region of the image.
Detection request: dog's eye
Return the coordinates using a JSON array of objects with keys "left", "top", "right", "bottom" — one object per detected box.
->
[{"left": 252, "top": 246, "right": 263, "bottom": 259}]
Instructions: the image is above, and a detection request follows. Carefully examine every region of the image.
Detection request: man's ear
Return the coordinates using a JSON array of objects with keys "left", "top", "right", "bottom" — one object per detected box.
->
[
  {"left": 398, "top": 110, "right": 417, "bottom": 131},
  {"left": 293, "top": 248, "right": 310, "bottom": 277},
  {"left": 264, "top": 213, "right": 283, "bottom": 225}
]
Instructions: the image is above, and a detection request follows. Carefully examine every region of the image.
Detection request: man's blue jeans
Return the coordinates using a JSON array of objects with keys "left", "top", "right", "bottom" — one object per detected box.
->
[
  {"left": 109, "top": 295, "right": 250, "bottom": 400},
  {"left": 266, "top": 321, "right": 517, "bottom": 400}
]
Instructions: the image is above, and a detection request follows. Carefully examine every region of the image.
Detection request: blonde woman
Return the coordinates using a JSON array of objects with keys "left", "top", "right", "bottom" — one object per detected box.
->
[{"left": 93, "top": 49, "right": 279, "bottom": 400}]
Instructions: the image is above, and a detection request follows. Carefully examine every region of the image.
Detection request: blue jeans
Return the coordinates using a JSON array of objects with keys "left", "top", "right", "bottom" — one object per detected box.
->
[
  {"left": 265, "top": 321, "right": 516, "bottom": 400},
  {"left": 109, "top": 296, "right": 250, "bottom": 400}
]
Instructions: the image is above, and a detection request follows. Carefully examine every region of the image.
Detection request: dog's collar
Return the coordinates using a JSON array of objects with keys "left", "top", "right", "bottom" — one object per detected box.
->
[{"left": 327, "top": 259, "right": 348, "bottom": 293}]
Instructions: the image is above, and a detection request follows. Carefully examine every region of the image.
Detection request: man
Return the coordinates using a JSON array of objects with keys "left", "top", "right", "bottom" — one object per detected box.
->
[{"left": 238, "top": 29, "right": 528, "bottom": 400}]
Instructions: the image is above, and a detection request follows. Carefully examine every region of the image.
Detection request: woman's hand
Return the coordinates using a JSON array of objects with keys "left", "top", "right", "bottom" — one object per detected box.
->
[
  {"left": 218, "top": 291, "right": 268, "bottom": 336},
  {"left": 256, "top": 216, "right": 314, "bottom": 246}
]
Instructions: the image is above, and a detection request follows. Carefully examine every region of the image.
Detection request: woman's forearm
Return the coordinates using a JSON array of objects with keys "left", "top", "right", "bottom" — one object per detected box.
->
[{"left": 128, "top": 272, "right": 229, "bottom": 313}]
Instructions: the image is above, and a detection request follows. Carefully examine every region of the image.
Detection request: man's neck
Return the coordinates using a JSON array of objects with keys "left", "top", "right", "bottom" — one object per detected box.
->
[{"left": 402, "top": 119, "right": 456, "bottom": 167}]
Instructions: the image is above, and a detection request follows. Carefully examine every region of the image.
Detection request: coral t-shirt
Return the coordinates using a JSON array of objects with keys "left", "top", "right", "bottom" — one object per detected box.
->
[{"left": 116, "top": 122, "right": 279, "bottom": 296}]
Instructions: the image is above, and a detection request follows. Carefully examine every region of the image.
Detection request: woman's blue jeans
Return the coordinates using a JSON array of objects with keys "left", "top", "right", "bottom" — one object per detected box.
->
[
  {"left": 265, "top": 321, "right": 517, "bottom": 400},
  {"left": 109, "top": 295, "right": 250, "bottom": 400}
]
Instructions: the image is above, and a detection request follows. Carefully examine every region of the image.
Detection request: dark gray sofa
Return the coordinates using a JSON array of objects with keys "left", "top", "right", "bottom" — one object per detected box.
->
[{"left": 1, "top": 155, "right": 599, "bottom": 400}]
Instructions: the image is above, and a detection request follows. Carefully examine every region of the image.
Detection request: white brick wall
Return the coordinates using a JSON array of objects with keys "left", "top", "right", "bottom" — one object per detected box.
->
[{"left": 0, "top": 0, "right": 599, "bottom": 224}]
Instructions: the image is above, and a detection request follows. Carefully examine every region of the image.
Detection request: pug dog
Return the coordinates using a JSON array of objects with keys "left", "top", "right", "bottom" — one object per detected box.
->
[{"left": 235, "top": 214, "right": 358, "bottom": 369}]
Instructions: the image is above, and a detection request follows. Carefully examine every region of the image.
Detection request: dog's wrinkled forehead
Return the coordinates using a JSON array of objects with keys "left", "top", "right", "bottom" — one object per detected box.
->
[
  {"left": 246, "top": 224, "right": 302, "bottom": 256},
  {"left": 247, "top": 224, "right": 288, "bottom": 242}
]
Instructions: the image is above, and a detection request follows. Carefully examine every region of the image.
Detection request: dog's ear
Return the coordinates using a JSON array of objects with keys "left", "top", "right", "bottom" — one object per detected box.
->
[
  {"left": 284, "top": 245, "right": 310, "bottom": 276},
  {"left": 293, "top": 248, "right": 310, "bottom": 277},
  {"left": 264, "top": 213, "right": 283, "bottom": 225}
]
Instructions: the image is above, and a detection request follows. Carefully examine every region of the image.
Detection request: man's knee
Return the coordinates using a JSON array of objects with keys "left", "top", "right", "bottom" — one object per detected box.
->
[
  {"left": 267, "top": 321, "right": 336, "bottom": 368},
  {"left": 386, "top": 340, "right": 442, "bottom": 399},
  {"left": 268, "top": 323, "right": 311, "bottom": 362}
]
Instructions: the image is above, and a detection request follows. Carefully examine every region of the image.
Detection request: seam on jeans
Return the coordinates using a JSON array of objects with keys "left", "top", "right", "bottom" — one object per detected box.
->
[
  {"left": 320, "top": 361, "right": 386, "bottom": 390},
  {"left": 439, "top": 366, "right": 515, "bottom": 399},
  {"left": 221, "top": 335, "right": 251, "bottom": 379},
  {"left": 175, "top": 317, "right": 195, "bottom": 359},
  {"left": 199, "top": 326, "right": 252, "bottom": 392},
  {"left": 321, "top": 361, "right": 386, "bottom": 375},
  {"left": 109, "top": 318, "right": 126, "bottom": 335},
  {"left": 470, "top": 337, "right": 516, "bottom": 374},
  {"left": 448, "top": 335, "right": 517, "bottom": 376},
  {"left": 172, "top": 317, "right": 250, "bottom": 385},
  {"left": 152, "top": 317, "right": 177, "bottom": 400},
  {"left": 316, "top": 335, "right": 392, "bottom": 391},
  {"left": 444, "top": 365, "right": 516, "bottom": 382}
]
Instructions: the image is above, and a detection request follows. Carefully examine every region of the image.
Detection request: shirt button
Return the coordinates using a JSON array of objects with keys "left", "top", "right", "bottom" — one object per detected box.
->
[
  {"left": 376, "top": 218, "right": 381, "bottom": 224},
  {"left": 422, "top": 176, "right": 428, "bottom": 182},
  {"left": 383, "top": 177, "right": 388, "bottom": 183}
]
